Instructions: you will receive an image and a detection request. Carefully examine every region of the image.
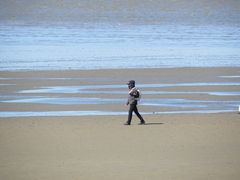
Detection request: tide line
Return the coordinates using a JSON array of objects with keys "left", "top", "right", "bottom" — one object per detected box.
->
[{"left": 0, "top": 109, "right": 235, "bottom": 118}]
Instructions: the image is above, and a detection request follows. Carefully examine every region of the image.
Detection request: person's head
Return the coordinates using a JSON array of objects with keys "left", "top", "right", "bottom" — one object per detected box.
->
[{"left": 127, "top": 80, "right": 135, "bottom": 89}]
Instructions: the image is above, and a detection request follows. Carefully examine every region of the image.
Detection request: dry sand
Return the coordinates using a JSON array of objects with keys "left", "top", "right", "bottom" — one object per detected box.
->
[
  {"left": 0, "top": 114, "right": 240, "bottom": 180},
  {"left": 0, "top": 67, "right": 240, "bottom": 180}
]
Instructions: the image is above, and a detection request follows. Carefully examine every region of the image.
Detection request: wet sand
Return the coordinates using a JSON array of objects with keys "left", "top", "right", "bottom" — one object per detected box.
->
[
  {"left": 0, "top": 67, "right": 240, "bottom": 179},
  {"left": 0, "top": 67, "right": 239, "bottom": 113}
]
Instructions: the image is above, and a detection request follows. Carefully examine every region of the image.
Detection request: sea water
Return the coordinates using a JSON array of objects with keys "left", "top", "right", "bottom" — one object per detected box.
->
[{"left": 0, "top": 24, "right": 239, "bottom": 71}]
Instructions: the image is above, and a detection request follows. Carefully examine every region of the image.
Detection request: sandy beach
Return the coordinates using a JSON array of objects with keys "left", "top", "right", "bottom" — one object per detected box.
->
[
  {"left": 1, "top": 0, "right": 240, "bottom": 178},
  {"left": 0, "top": 114, "right": 240, "bottom": 180},
  {"left": 0, "top": 67, "right": 240, "bottom": 179}
]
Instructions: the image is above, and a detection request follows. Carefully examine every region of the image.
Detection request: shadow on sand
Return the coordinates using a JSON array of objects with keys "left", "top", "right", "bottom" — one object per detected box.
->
[{"left": 144, "top": 122, "right": 164, "bottom": 125}]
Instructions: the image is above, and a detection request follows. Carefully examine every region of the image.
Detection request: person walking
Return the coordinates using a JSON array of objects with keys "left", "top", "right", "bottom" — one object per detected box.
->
[{"left": 124, "top": 80, "right": 145, "bottom": 125}]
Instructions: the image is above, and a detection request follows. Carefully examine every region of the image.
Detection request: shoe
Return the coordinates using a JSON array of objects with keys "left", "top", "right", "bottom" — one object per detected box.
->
[
  {"left": 138, "top": 121, "right": 145, "bottom": 125},
  {"left": 124, "top": 122, "right": 130, "bottom": 125}
]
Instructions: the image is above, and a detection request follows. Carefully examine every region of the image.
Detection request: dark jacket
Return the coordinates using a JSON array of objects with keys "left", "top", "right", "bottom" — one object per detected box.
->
[{"left": 126, "top": 87, "right": 139, "bottom": 105}]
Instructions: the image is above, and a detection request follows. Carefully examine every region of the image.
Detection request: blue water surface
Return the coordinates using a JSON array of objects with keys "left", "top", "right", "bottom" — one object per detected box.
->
[{"left": 0, "top": 24, "right": 239, "bottom": 70}]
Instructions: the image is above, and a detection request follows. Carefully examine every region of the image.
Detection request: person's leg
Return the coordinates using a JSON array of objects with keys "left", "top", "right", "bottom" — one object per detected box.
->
[
  {"left": 126, "top": 104, "right": 134, "bottom": 125},
  {"left": 133, "top": 106, "right": 145, "bottom": 124}
]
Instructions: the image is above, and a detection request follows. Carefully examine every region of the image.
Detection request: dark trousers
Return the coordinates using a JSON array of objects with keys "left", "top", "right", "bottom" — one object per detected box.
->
[{"left": 127, "top": 104, "right": 145, "bottom": 124}]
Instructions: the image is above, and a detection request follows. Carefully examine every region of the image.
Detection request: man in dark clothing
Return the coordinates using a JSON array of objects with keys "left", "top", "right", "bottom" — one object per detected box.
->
[{"left": 124, "top": 80, "right": 145, "bottom": 125}]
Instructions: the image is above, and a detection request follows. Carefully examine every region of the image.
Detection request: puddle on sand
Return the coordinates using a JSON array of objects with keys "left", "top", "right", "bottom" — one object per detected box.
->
[
  {"left": 18, "top": 82, "right": 240, "bottom": 94},
  {"left": 1, "top": 97, "right": 124, "bottom": 105},
  {"left": 143, "top": 91, "right": 240, "bottom": 96},
  {"left": 1, "top": 96, "right": 239, "bottom": 116},
  {"left": 19, "top": 90, "right": 240, "bottom": 96},
  {"left": 1, "top": 81, "right": 239, "bottom": 117},
  {"left": 220, "top": 76, "right": 240, "bottom": 79},
  {"left": 0, "top": 109, "right": 236, "bottom": 118},
  {"left": 2, "top": 97, "right": 240, "bottom": 107}
]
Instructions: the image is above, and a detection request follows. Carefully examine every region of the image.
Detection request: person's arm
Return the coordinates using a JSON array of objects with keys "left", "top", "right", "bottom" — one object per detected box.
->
[{"left": 126, "top": 97, "right": 129, "bottom": 106}]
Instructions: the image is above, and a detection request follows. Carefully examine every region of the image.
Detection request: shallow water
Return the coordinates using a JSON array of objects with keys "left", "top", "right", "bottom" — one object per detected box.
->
[
  {"left": 18, "top": 82, "right": 240, "bottom": 94},
  {"left": 0, "top": 109, "right": 236, "bottom": 118},
  {"left": 0, "top": 24, "right": 240, "bottom": 70},
  {"left": 1, "top": 79, "right": 239, "bottom": 117}
]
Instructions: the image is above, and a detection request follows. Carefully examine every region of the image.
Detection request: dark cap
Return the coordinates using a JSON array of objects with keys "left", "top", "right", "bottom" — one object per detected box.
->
[{"left": 127, "top": 80, "right": 135, "bottom": 85}]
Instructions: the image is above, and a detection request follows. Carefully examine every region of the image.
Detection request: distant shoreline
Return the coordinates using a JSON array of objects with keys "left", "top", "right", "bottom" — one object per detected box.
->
[
  {"left": 1, "top": 66, "right": 240, "bottom": 73},
  {"left": 0, "top": 0, "right": 239, "bottom": 26}
]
